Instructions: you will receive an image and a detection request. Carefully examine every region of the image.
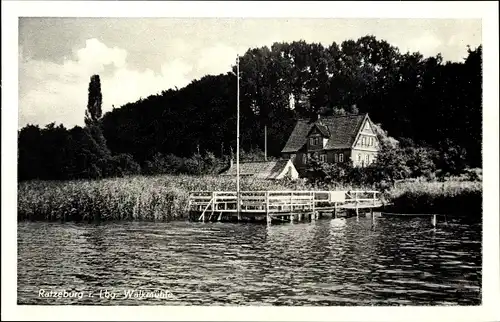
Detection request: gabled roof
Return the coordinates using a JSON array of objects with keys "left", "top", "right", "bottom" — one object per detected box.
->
[
  {"left": 281, "top": 114, "right": 368, "bottom": 153},
  {"left": 308, "top": 122, "right": 330, "bottom": 137},
  {"left": 220, "top": 160, "right": 296, "bottom": 180}
]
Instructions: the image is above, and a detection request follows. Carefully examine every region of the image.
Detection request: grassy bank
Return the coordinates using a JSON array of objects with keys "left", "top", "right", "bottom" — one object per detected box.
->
[{"left": 17, "top": 175, "right": 482, "bottom": 221}]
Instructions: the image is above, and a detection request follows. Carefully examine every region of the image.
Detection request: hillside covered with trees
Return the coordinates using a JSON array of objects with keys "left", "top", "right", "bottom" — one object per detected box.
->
[{"left": 18, "top": 36, "right": 482, "bottom": 182}]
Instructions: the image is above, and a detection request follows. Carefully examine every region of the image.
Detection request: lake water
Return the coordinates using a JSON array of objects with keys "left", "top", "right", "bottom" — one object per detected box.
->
[{"left": 17, "top": 215, "right": 482, "bottom": 306}]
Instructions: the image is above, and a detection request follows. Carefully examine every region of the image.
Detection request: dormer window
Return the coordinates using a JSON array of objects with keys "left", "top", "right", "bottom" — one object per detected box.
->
[{"left": 309, "top": 136, "right": 320, "bottom": 146}]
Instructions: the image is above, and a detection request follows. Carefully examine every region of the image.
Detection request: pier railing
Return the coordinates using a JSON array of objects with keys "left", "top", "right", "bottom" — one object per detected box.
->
[{"left": 188, "top": 190, "right": 381, "bottom": 214}]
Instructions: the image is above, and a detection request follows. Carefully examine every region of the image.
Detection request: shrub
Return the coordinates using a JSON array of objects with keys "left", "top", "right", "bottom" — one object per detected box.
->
[
  {"left": 112, "top": 153, "right": 141, "bottom": 176},
  {"left": 182, "top": 154, "right": 203, "bottom": 175}
]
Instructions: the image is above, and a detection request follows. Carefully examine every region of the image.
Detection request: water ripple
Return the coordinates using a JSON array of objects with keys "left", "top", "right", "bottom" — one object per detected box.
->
[{"left": 18, "top": 216, "right": 481, "bottom": 305}]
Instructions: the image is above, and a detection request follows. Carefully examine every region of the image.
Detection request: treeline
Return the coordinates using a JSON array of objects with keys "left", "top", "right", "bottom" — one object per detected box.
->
[
  {"left": 18, "top": 36, "right": 482, "bottom": 181},
  {"left": 17, "top": 121, "right": 267, "bottom": 180}
]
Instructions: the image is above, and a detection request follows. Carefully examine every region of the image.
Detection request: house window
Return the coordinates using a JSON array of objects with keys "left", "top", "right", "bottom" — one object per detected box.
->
[
  {"left": 302, "top": 153, "right": 307, "bottom": 164},
  {"left": 357, "top": 154, "right": 362, "bottom": 162},
  {"left": 338, "top": 153, "right": 344, "bottom": 162},
  {"left": 290, "top": 153, "right": 296, "bottom": 161},
  {"left": 362, "top": 136, "right": 366, "bottom": 146},
  {"left": 320, "top": 154, "right": 327, "bottom": 162},
  {"left": 310, "top": 136, "right": 319, "bottom": 146},
  {"left": 334, "top": 154, "right": 338, "bottom": 162},
  {"left": 365, "top": 154, "right": 370, "bottom": 164}
]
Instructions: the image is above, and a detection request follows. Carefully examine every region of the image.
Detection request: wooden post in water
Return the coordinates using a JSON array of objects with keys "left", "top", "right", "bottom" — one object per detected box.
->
[
  {"left": 334, "top": 202, "right": 337, "bottom": 219},
  {"left": 265, "top": 191, "right": 269, "bottom": 216},
  {"left": 311, "top": 191, "right": 315, "bottom": 217},
  {"left": 355, "top": 192, "right": 359, "bottom": 221},
  {"left": 210, "top": 192, "right": 215, "bottom": 221},
  {"left": 432, "top": 214, "right": 437, "bottom": 227}
]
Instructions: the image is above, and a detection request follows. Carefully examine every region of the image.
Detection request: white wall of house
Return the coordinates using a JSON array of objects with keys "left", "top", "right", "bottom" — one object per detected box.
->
[{"left": 276, "top": 160, "right": 299, "bottom": 180}]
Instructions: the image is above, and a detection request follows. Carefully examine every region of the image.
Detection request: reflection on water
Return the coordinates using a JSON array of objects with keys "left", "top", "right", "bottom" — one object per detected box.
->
[{"left": 18, "top": 215, "right": 481, "bottom": 306}]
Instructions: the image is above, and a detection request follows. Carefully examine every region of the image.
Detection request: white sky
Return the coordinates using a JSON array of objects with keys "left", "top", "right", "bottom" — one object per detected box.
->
[{"left": 19, "top": 17, "right": 482, "bottom": 128}]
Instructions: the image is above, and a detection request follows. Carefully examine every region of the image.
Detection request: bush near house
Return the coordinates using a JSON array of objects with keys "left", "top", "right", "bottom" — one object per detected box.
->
[{"left": 305, "top": 142, "right": 479, "bottom": 189}]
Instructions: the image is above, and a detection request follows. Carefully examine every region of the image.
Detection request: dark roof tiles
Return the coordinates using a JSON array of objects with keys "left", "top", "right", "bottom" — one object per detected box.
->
[{"left": 282, "top": 114, "right": 368, "bottom": 153}]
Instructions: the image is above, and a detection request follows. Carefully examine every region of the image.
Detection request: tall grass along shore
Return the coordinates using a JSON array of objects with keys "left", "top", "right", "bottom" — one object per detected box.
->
[
  {"left": 383, "top": 180, "right": 482, "bottom": 216},
  {"left": 18, "top": 175, "right": 482, "bottom": 222}
]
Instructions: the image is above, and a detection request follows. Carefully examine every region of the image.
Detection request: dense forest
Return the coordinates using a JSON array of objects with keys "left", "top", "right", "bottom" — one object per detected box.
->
[{"left": 18, "top": 36, "right": 482, "bottom": 181}]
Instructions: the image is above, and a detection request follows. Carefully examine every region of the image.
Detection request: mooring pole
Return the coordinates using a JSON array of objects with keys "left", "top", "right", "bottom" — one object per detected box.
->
[
  {"left": 432, "top": 214, "right": 437, "bottom": 227},
  {"left": 355, "top": 192, "right": 359, "bottom": 221},
  {"left": 266, "top": 191, "right": 270, "bottom": 224},
  {"left": 236, "top": 55, "right": 241, "bottom": 221}
]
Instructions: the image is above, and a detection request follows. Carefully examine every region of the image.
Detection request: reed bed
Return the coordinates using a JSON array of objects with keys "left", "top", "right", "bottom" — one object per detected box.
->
[
  {"left": 17, "top": 175, "right": 308, "bottom": 221},
  {"left": 383, "top": 180, "right": 482, "bottom": 216},
  {"left": 17, "top": 175, "right": 482, "bottom": 221}
]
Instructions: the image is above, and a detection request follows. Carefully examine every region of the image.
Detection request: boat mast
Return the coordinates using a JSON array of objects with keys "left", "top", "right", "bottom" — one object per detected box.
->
[{"left": 236, "top": 55, "right": 241, "bottom": 220}]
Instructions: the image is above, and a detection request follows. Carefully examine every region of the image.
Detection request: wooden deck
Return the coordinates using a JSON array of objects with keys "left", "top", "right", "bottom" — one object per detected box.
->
[{"left": 188, "top": 190, "right": 383, "bottom": 223}]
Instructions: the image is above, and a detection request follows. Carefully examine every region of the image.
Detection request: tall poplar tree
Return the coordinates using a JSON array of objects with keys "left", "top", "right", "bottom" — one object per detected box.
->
[{"left": 85, "top": 74, "right": 103, "bottom": 126}]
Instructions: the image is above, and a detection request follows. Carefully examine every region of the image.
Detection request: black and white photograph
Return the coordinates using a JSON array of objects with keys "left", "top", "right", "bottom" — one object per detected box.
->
[{"left": 2, "top": 1, "right": 499, "bottom": 321}]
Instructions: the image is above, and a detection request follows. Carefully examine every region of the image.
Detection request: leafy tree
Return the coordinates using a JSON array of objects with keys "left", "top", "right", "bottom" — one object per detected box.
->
[
  {"left": 371, "top": 146, "right": 411, "bottom": 184},
  {"left": 404, "top": 146, "right": 438, "bottom": 178},
  {"left": 436, "top": 139, "right": 468, "bottom": 176}
]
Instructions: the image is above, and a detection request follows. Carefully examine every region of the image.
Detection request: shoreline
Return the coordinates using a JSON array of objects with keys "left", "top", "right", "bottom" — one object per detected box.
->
[{"left": 17, "top": 175, "right": 482, "bottom": 222}]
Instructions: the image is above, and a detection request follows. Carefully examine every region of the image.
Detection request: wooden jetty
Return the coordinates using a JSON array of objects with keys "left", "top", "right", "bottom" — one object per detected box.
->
[{"left": 188, "top": 190, "right": 383, "bottom": 224}]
